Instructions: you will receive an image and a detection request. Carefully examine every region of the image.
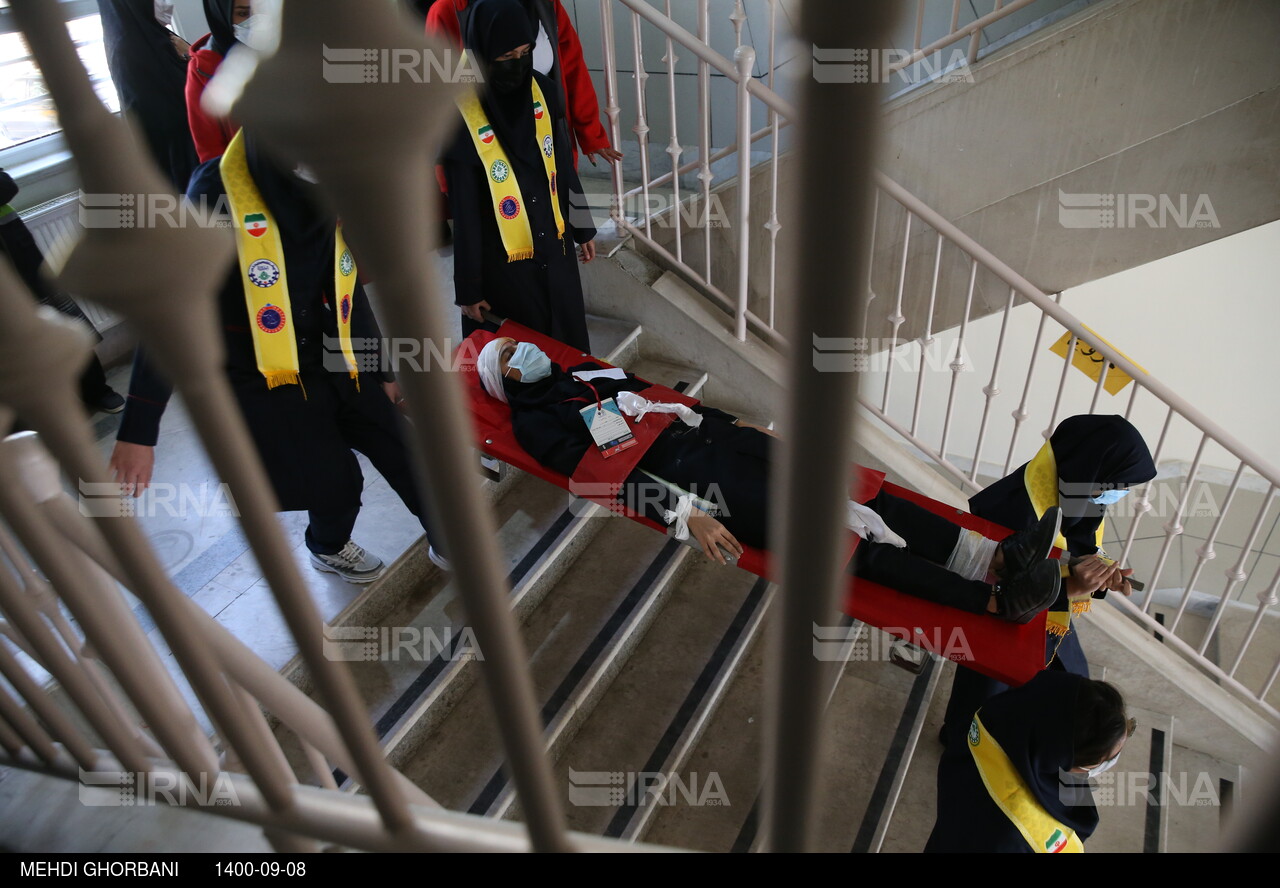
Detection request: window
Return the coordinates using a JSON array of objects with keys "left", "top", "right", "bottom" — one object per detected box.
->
[{"left": 0, "top": 0, "right": 120, "bottom": 151}]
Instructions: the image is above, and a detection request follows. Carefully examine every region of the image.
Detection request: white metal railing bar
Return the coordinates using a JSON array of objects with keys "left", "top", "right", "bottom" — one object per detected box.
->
[
  {"left": 600, "top": 0, "right": 1280, "bottom": 713},
  {"left": 697, "top": 0, "right": 714, "bottom": 287},
  {"left": 662, "top": 0, "right": 682, "bottom": 263},
  {"left": 1230, "top": 568, "right": 1280, "bottom": 677},
  {"left": 1142, "top": 432, "right": 1208, "bottom": 607},
  {"left": 1169, "top": 462, "right": 1245, "bottom": 634},
  {"left": 970, "top": 286, "right": 1017, "bottom": 483},
  {"left": 1197, "top": 488, "right": 1277, "bottom": 657},
  {"left": 909, "top": 232, "right": 942, "bottom": 438}
]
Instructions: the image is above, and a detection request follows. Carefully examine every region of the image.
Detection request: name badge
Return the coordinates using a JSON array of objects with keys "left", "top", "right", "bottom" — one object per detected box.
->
[{"left": 580, "top": 397, "right": 637, "bottom": 458}]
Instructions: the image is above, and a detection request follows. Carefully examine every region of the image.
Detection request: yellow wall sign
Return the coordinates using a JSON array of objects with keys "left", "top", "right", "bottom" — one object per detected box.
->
[{"left": 1049, "top": 325, "right": 1146, "bottom": 395}]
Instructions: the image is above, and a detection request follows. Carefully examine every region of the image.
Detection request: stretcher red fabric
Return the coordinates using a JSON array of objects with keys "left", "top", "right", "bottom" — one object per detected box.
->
[{"left": 458, "top": 322, "right": 1047, "bottom": 686}]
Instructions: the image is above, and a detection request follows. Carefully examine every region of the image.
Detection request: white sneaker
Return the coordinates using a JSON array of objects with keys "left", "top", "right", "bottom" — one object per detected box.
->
[
  {"left": 428, "top": 545, "right": 451, "bottom": 571},
  {"left": 310, "top": 540, "right": 385, "bottom": 584}
]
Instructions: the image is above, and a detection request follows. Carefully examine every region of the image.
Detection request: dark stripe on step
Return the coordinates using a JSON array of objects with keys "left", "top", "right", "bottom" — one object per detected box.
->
[
  {"left": 850, "top": 654, "right": 938, "bottom": 853},
  {"left": 330, "top": 506, "right": 578, "bottom": 785},
  {"left": 730, "top": 799, "right": 760, "bottom": 853},
  {"left": 468, "top": 537, "right": 684, "bottom": 815},
  {"left": 604, "top": 577, "right": 771, "bottom": 838},
  {"left": 1144, "top": 727, "right": 1166, "bottom": 853}
]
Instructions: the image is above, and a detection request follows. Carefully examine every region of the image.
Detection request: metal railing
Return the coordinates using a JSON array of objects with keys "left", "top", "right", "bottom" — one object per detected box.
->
[
  {"left": 598, "top": 0, "right": 1280, "bottom": 719},
  {"left": 0, "top": 0, "right": 889, "bottom": 853}
]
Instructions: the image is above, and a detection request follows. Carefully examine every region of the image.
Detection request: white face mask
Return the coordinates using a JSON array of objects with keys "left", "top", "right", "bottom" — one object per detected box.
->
[
  {"left": 233, "top": 13, "right": 278, "bottom": 53},
  {"left": 154, "top": 0, "right": 176, "bottom": 27},
  {"left": 1083, "top": 751, "right": 1121, "bottom": 779}
]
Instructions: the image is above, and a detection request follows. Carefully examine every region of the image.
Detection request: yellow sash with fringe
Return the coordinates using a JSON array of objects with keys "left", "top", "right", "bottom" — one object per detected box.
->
[
  {"left": 1024, "top": 441, "right": 1106, "bottom": 636},
  {"left": 968, "top": 715, "right": 1084, "bottom": 854},
  {"left": 456, "top": 62, "right": 565, "bottom": 262},
  {"left": 221, "top": 130, "right": 360, "bottom": 390}
]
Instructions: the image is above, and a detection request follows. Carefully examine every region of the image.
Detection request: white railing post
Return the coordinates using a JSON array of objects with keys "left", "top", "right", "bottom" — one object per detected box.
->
[
  {"left": 662, "top": 0, "right": 683, "bottom": 263},
  {"left": 734, "top": 43, "right": 755, "bottom": 341},
  {"left": 600, "top": 0, "right": 624, "bottom": 228}
]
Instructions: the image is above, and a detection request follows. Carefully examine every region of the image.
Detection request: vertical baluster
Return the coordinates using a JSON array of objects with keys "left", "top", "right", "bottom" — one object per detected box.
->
[
  {"left": 1228, "top": 567, "right": 1280, "bottom": 676},
  {"left": 0, "top": 671, "right": 59, "bottom": 765},
  {"left": 1124, "top": 376, "right": 1141, "bottom": 420},
  {"left": 862, "top": 190, "right": 879, "bottom": 335},
  {"left": 730, "top": 0, "right": 747, "bottom": 46},
  {"left": 662, "top": 0, "right": 683, "bottom": 263},
  {"left": 0, "top": 710, "right": 22, "bottom": 759},
  {"left": 950, "top": 0, "right": 963, "bottom": 33},
  {"left": 969, "top": 286, "right": 1016, "bottom": 483},
  {"left": 765, "top": 0, "right": 781, "bottom": 330},
  {"left": 1002, "top": 292, "right": 1058, "bottom": 475},
  {"left": 938, "top": 257, "right": 977, "bottom": 463},
  {"left": 1143, "top": 432, "right": 1208, "bottom": 612},
  {"left": 697, "top": 0, "right": 714, "bottom": 286},
  {"left": 1120, "top": 405, "right": 1174, "bottom": 567},
  {"left": 1044, "top": 330, "right": 1076, "bottom": 443},
  {"left": 0, "top": 638, "right": 99, "bottom": 771},
  {"left": 599, "top": 0, "right": 624, "bottom": 228},
  {"left": 910, "top": 232, "right": 943, "bottom": 437},
  {"left": 1087, "top": 355, "right": 1108, "bottom": 414},
  {"left": 1198, "top": 486, "right": 1277, "bottom": 654},
  {"left": 913, "top": 0, "right": 925, "bottom": 52},
  {"left": 880, "top": 213, "right": 911, "bottom": 412},
  {"left": 733, "top": 43, "right": 755, "bottom": 342},
  {"left": 1169, "top": 462, "right": 1244, "bottom": 633},
  {"left": 630, "top": 11, "right": 652, "bottom": 238},
  {"left": 1261, "top": 649, "right": 1280, "bottom": 700}
]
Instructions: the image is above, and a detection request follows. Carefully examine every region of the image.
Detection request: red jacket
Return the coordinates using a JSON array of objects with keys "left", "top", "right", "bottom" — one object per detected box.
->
[
  {"left": 185, "top": 34, "right": 238, "bottom": 163},
  {"left": 425, "top": 0, "right": 612, "bottom": 165}
]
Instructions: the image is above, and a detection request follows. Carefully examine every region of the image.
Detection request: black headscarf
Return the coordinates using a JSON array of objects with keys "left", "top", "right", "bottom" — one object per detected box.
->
[
  {"left": 202, "top": 0, "right": 238, "bottom": 57},
  {"left": 926, "top": 670, "right": 1102, "bottom": 852},
  {"left": 97, "top": 0, "right": 198, "bottom": 190},
  {"left": 970, "top": 414, "right": 1156, "bottom": 556},
  {"left": 462, "top": 0, "right": 538, "bottom": 165}
]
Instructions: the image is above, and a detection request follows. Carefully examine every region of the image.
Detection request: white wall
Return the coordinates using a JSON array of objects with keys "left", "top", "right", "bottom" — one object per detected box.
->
[{"left": 860, "top": 219, "right": 1280, "bottom": 483}]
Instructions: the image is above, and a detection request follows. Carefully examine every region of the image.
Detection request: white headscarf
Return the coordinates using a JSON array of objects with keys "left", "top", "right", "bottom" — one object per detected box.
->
[{"left": 477, "top": 337, "right": 513, "bottom": 403}]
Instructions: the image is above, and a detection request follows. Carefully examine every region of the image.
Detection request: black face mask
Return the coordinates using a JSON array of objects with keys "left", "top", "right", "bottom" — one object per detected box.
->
[{"left": 487, "top": 53, "right": 532, "bottom": 95}]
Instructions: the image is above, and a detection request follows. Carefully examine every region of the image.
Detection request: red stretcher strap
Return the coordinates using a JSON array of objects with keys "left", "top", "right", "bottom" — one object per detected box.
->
[{"left": 459, "top": 324, "right": 1046, "bottom": 686}]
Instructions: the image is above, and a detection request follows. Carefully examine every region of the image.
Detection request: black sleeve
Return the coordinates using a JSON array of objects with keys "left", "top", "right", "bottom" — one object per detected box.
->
[
  {"left": 558, "top": 138, "right": 597, "bottom": 245},
  {"left": 443, "top": 150, "right": 487, "bottom": 309},
  {"left": 693, "top": 404, "right": 739, "bottom": 426},
  {"left": 1065, "top": 516, "right": 1103, "bottom": 558},
  {"left": 115, "top": 347, "right": 174, "bottom": 447},
  {"left": 619, "top": 468, "right": 682, "bottom": 526},
  {"left": 350, "top": 284, "right": 394, "bottom": 383},
  {"left": 0, "top": 170, "right": 18, "bottom": 206}
]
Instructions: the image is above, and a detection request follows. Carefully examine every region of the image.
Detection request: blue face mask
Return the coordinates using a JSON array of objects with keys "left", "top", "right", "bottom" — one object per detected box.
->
[
  {"left": 506, "top": 342, "right": 552, "bottom": 383},
  {"left": 1090, "top": 489, "right": 1130, "bottom": 505}
]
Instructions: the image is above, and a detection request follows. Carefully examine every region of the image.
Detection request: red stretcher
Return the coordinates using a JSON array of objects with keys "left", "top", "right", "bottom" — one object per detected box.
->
[{"left": 458, "top": 322, "right": 1047, "bottom": 686}]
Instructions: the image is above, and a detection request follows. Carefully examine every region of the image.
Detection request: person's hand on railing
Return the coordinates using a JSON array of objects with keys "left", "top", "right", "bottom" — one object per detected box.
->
[
  {"left": 460, "top": 299, "right": 492, "bottom": 322},
  {"left": 578, "top": 240, "right": 596, "bottom": 264},
  {"left": 587, "top": 147, "right": 624, "bottom": 166},
  {"left": 109, "top": 441, "right": 156, "bottom": 497}
]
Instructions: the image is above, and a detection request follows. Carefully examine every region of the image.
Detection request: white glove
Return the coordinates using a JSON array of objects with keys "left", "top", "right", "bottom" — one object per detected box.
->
[
  {"left": 846, "top": 501, "right": 907, "bottom": 548},
  {"left": 663, "top": 492, "right": 697, "bottom": 540},
  {"left": 616, "top": 391, "right": 702, "bottom": 428}
]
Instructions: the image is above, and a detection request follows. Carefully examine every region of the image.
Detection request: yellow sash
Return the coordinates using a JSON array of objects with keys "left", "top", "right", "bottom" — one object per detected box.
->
[
  {"left": 221, "top": 130, "right": 360, "bottom": 390},
  {"left": 968, "top": 715, "right": 1084, "bottom": 854},
  {"left": 456, "top": 62, "right": 565, "bottom": 262},
  {"left": 1024, "top": 441, "right": 1105, "bottom": 635}
]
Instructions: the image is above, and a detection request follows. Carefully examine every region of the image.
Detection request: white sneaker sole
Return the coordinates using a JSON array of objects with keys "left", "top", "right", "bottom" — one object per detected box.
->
[{"left": 309, "top": 556, "right": 385, "bottom": 584}]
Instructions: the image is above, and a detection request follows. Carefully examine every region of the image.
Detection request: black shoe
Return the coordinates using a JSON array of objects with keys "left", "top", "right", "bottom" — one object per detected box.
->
[
  {"left": 997, "top": 506, "right": 1062, "bottom": 579},
  {"left": 993, "top": 560, "right": 1061, "bottom": 624},
  {"left": 85, "top": 389, "right": 125, "bottom": 414}
]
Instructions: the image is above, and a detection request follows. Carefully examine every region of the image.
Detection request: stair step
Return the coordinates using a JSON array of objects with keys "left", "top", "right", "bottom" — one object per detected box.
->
[
  {"left": 398, "top": 514, "right": 693, "bottom": 809},
  {"left": 540, "top": 559, "right": 766, "bottom": 838}
]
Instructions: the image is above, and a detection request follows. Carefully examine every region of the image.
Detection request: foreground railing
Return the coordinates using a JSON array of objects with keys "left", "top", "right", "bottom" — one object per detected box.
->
[
  {"left": 0, "top": 0, "right": 892, "bottom": 853},
  {"left": 598, "top": 0, "right": 1280, "bottom": 719}
]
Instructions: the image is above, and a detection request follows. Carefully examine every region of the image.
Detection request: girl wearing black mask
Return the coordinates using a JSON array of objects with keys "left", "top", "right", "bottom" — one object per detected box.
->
[{"left": 441, "top": 0, "right": 597, "bottom": 352}]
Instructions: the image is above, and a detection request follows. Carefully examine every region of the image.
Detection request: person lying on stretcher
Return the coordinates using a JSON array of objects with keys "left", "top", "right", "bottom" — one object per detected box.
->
[{"left": 478, "top": 337, "right": 1065, "bottom": 624}]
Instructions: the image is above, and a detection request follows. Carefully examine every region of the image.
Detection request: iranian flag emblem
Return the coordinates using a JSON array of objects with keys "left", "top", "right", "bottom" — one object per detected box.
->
[
  {"left": 1044, "top": 828, "right": 1069, "bottom": 853},
  {"left": 533, "top": 100, "right": 544, "bottom": 120},
  {"left": 243, "top": 213, "right": 269, "bottom": 238},
  {"left": 479, "top": 124, "right": 495, "bottom": 144}
]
